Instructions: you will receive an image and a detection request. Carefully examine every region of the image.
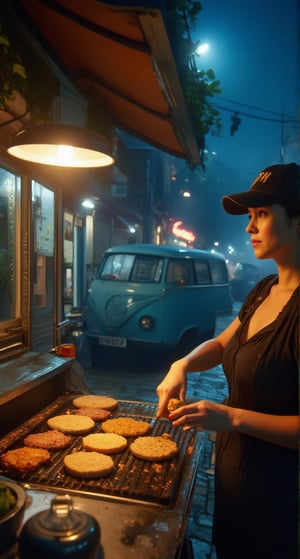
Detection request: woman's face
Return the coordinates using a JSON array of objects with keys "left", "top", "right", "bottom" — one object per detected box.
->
[{"left": 245, "top": 204, "right": 299, "bottom": 262}]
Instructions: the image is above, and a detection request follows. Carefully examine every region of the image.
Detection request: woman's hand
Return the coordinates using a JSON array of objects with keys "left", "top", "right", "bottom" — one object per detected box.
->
[
  {"left": 169, "top": 402, "right": 300, "bottom": 450},
  {"left": 156, "top": 358, "right": 188, "bottom": 419},
  {"left": 169, "top": 400, "right": 233, "bottom": 432},
  {"left": 155, "top": 323, "right": 240, "bottom": 421}
]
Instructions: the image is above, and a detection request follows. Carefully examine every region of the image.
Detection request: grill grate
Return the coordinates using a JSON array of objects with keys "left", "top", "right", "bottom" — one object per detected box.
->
[{"left": 0, "top": 395, "right": 195, "bottom": 506}]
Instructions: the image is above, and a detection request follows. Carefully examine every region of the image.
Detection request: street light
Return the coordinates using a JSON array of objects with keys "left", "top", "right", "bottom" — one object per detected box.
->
[
  {"left": 181, "top": 190, "right": 191, "bottom": 198},
  {"left": 196, "top": 43, "right": 209, "bottom": 55},
  {"left": 82, "top": 199, "right": 95, "bottom": 209}
]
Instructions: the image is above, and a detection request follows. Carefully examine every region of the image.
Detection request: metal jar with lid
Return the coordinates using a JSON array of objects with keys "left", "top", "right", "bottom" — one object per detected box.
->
[{"left": 19, "top": 495, "right": 100, "bottom": 559}]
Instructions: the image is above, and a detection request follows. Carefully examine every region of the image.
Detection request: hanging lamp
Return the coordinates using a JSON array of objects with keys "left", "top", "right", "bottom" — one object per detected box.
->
[{"left": 7, "top": 123, "right": 115, "bottom": 168}]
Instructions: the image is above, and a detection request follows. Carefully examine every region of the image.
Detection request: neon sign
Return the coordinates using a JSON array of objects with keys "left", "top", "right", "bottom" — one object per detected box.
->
[{"left": 171, "top": 220, "right": 196, "bottom": 243}]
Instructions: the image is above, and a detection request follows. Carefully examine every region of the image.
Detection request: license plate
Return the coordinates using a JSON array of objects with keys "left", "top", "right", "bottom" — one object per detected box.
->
[{"left": 98, "top": 335, "right": 127, "bottom": 348}]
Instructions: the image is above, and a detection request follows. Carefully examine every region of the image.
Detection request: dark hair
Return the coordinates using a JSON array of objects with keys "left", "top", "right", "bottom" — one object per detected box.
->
[{"left": 279, "top": 201, "right": 300, "bottom": 218}]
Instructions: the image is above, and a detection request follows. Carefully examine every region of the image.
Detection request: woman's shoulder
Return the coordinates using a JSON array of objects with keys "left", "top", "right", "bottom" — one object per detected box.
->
[
  {"left": 238, "top": 275, "right": 278, "bottom": 319},
  {"left": 246, "top": 274, "right": 278, "bottom": 300},
  {"left": 253, "top": 274, "right": 278, "bottom": 292}
]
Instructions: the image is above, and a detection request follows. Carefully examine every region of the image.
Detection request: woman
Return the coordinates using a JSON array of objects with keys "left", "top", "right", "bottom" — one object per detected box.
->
[{"left": 156, "top": 163, "right": 299, "bottom": 559}]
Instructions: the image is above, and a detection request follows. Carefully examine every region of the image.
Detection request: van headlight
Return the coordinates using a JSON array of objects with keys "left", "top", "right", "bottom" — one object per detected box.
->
[{"left": 139, "top": 315, "right": 154, "bottom": 330}]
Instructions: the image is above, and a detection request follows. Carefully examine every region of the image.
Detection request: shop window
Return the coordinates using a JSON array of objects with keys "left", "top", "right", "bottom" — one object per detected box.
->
[
  {"left": 31, "top": 181, "right": 55, "bottom": 351},
  {"left": 32, "top": 181, "right": 54, "bottom": 309},
  {"left": 0, "top": 168, "right": 19, "bottom": 322},
  {"left": 0, "top": 167, "right": 25, "bottom": 361},
  {"left": 63, "top": 212, "right": 74, "bottom": 314}
]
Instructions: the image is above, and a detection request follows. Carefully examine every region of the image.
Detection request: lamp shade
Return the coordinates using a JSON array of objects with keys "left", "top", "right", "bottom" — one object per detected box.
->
[{"left": 7, "top": 124, "right": 115, "bottom": 167}]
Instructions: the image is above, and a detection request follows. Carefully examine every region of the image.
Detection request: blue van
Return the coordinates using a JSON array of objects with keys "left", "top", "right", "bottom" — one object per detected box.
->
[{"left": 84, "top": 244, "right": 233, "bottom": 360}]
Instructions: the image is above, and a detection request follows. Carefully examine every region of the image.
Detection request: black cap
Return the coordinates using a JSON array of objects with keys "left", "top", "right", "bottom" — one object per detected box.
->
[{"left": 222, "top": 163, "right": 300, "bottom": 214}]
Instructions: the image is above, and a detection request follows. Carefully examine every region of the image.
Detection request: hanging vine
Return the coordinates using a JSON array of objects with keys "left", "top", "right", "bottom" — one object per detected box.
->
[
  {"left": 0, "top": 4, "right": 59, "bottom": 125},
  {"left": 0, "top": 26, "right": 27, "bottom": 112},
  {"left": 166, "top": 0, "right": 222, "bottom": 143}
]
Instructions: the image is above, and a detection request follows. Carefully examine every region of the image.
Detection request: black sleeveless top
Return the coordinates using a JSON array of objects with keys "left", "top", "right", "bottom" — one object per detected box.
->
[{"left": 213, "top": 275, "right": 299, "bottom": 559}]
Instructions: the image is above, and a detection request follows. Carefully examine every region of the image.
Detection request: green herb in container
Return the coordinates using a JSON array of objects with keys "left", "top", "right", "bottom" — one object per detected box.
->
[{"left": 0, "top": 481, "right": 17, "bottom": 517}]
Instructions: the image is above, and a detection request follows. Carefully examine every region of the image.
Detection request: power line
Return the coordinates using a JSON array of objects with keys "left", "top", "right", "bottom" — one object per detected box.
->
[
  {"left": 213, "top": 104, "right": 298, "bottom": 124},
  {"left": 217, "top": 96, "right": 297, "bottom": 120}
]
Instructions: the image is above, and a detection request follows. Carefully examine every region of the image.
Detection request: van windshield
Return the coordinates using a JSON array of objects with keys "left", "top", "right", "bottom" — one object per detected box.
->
[{"left": 98, "top": 254, "right": 163, "bottom": 283}]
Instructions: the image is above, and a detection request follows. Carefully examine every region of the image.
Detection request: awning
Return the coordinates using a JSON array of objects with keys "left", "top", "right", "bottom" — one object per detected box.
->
[{"left": 14, "top": 0, "right": 201, "bottom": 166}]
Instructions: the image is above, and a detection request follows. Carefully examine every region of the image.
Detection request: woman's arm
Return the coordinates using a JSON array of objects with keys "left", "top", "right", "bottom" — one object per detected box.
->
[
  {"left": 169, "top": 400, "right": 300, "bottom": 450},
  {"left": 233, "top": 407, "right": 299, "bottom": 449},
  {"left": 156, "top": 316, "right": 241, "bottom": 418}
]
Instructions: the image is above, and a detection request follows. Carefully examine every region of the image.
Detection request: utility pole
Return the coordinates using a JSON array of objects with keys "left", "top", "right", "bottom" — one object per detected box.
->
[
  {"left": 280, "top": 109, "right": 286, "bottom": 163},
  {"left": 143, "top": 157, "right": 153, "bottom": 243}
]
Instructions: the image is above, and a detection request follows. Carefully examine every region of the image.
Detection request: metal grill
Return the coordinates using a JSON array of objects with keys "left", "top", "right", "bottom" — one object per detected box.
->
[{"left": 0, "top": 395, "right": 195, "bottom": 506}]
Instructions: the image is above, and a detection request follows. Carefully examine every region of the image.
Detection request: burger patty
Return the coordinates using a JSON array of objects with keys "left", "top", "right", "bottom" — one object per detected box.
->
[
  {"left": 101, "top": 417, "right": 152, "bottom": 437},
  {"left": 24, "top": 430, "right": 72, "bottom": 450},
  {"left": 1, "top": 447, "right": 51, "bottom": 473},
  {"left": 72, "top": 408, "right": 111, "bottom": 421}
]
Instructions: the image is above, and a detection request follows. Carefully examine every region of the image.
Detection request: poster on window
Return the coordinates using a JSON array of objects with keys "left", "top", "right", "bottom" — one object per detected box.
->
[
  {"left": 33, "top": 182, "right": 54, "bottom": 256},
  {"left": 64, "top": 212, "right": 73, "bottom": 263}
]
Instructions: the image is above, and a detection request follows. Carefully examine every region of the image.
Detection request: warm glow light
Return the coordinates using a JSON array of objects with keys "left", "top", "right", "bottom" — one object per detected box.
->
[
  {"left": 8, "top": 143, "right": 114, "bottom": 167},
  {"left": 7, "top": 124, "right": 115, "bottom": 168},
  {"left": 57, "top": 145, "right": 74, "bottom": 163}
]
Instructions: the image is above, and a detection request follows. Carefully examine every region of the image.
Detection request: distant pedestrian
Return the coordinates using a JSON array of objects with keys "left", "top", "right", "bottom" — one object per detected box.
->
[{"left": 156, "top": 163, "right": 299, "bottom": 559}]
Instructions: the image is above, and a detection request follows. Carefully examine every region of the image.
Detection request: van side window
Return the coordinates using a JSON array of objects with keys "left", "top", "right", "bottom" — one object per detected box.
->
[
  {"left": 153, "top": 258, "right": 164, "bottom": 282},
  {"left": 131, "top": 256, "right": 162, "bottom": 283},
  {"left": 209, "top": 260, "right": 228, "bottom": 284},
  {"left": 99, "top": 254, "right": 134, "bottom": 280},
  {"left": 166, "top": 259, "right": 194, "bottom": 285},
  {"left": 194, "top": 261, "right": 210, "bottom": 284}
]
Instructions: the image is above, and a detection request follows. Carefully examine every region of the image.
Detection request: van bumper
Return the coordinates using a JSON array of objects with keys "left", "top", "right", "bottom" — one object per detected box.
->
[{"left": 85, "top": 331, "right": 167, "bottom": 352}]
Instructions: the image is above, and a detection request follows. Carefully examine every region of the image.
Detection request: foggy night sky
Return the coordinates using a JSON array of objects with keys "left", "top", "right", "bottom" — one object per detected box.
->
[
  {"left": 197, "top": 0, "right": 299, "bottom": 170},
  {"left": 177, "top": 0, "right": 299, "bottom": 271}
]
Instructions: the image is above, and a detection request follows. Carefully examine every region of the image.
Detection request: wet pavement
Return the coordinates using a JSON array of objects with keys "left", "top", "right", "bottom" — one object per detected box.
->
[{"left": 80, "top": 305, "right": 239, "bottom": 559}]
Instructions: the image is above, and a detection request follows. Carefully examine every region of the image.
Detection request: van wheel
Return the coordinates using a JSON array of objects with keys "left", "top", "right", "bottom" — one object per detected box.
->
[{"left": 176, "top": 330, "right": 199, "bottom": 358}]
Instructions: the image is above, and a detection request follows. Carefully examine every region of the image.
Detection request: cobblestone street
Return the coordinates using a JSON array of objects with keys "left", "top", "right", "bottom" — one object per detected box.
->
[{"left": 185, "top": 368, "right": 228, "bottom": 559}]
